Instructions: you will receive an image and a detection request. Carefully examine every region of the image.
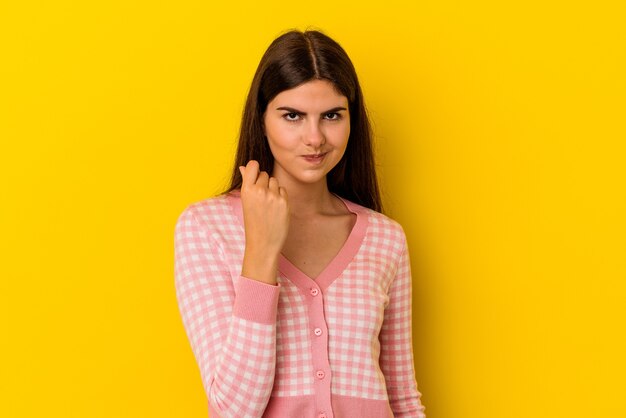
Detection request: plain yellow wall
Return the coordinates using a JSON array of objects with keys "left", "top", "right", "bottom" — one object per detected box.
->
[{"left": 1, "top": 1, "right": 625, "bottom": 417}]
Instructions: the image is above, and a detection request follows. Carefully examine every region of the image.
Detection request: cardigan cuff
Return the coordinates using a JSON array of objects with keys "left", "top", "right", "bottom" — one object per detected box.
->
[{"left": 233, "top": 275, "right": 281, "bottom": 324}]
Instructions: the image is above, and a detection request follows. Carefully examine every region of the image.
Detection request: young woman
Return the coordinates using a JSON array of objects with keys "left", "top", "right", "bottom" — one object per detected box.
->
[{"left": 175, "top": 29, "right": 426, "bottom": 418}]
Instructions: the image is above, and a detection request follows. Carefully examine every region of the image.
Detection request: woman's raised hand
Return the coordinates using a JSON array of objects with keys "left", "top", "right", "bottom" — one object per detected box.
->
[{"left": 238, "top": 160, "right": 290, "bottom": 284}]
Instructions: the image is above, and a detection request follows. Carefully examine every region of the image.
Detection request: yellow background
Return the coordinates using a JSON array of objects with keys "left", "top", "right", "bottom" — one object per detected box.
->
[{"left": 1, "top": 1, "right": 625, "bottom": 417}]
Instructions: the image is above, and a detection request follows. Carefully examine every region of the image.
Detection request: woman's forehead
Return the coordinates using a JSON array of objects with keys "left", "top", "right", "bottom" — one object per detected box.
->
[{"left": 270, "top": 79, "right": 348, "bottom": 109}]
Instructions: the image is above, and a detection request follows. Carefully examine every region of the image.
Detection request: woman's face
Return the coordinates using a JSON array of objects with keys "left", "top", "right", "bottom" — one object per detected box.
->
[{"left": 263, "top": 79, "right": 350, "bottom": 188}]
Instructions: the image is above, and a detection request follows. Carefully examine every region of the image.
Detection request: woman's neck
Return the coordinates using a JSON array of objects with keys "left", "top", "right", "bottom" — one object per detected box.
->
[{"left": 274, "top": 177, "right": 340, "bottom": 219}]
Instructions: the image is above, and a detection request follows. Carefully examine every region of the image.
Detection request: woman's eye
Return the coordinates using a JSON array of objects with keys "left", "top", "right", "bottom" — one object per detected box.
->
[
  {"left": 284, "top": 112, "right": 300, "bottom": 121},
  {"left": 325, "top": 112, "right": 341, "bottom": 120}
]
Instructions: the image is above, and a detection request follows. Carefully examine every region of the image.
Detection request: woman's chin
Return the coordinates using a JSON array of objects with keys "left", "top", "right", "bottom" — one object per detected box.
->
[
  {"left": 291, "top": 172, "right": 329, "bottom": 185},
  {"left": 273, "top": 162, "right": 333, "bottom": 185}
]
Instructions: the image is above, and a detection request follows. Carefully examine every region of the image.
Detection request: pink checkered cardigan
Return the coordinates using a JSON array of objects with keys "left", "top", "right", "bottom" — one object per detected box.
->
[{"left": 174, "top": 189, "right": 426, "bottom": 418}]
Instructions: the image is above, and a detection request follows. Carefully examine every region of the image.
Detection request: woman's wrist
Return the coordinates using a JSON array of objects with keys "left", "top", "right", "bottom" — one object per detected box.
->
[{"left": 241, "top": 247, "right": 280, "bottom": 285}]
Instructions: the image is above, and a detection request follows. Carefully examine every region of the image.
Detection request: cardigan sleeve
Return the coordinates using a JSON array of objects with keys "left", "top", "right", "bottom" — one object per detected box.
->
[
  {"left": 174, "top": 205, "right": 281, "bottom": 418},
  {"left": 379, "top": 229, "right": 426, "bottom": 417}
]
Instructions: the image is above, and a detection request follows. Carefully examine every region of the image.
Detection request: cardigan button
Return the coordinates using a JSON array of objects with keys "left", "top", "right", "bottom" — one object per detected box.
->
[
  {"left": 316, "top": 370, "right": 325, "bottom": 379},
  {"left": 314, "top": 327, "right": 322, "bottom": 336},
  {"left": 318, "top": 413, "right": 327, "bottom": 418},
  {"left": 310, "top": 288, "right": 319, "bottom": 296}
]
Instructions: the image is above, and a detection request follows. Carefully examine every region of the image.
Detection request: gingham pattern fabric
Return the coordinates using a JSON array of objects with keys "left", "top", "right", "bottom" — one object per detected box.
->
[{"left": 174, "top": 190, "right": 426, "bottom": 418}]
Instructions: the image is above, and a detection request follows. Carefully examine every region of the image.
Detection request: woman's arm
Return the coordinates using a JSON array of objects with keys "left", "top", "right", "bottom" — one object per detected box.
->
[
  {"left": 379, "top": 228, "right": 427, "bottom": 418},
  {"left": 174, "top": 205, "right": 280, "bottom": 418}
]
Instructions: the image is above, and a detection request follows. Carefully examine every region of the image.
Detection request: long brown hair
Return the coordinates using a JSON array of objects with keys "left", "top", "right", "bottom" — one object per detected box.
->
[{"left": 220, "top": 28, "right": 384, "bottom": 214}]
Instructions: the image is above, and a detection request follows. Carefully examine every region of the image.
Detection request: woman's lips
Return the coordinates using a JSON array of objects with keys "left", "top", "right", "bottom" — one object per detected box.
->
[{"left": 301, "top": 152, "right": 327, "bottom": 164}]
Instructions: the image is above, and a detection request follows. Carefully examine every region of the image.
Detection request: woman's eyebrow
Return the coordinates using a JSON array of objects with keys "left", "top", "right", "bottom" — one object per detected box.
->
[{"left": 275, "top": 106, "right": 347, "bottom": 115}]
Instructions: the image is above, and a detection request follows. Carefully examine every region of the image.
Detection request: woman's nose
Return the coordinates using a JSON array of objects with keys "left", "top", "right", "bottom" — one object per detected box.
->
[{"left": 304, "top": 121, "right": 326, "bottom": 146}]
